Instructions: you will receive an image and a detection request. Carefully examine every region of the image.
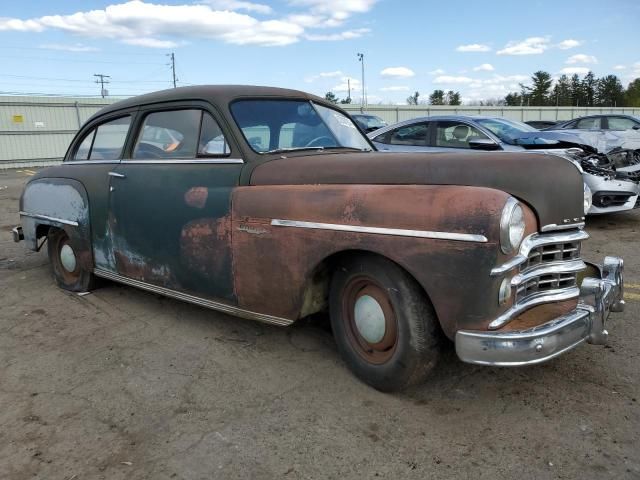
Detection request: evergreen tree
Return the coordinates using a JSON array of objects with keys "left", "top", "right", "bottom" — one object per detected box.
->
[
  {"left": 582, "top": 71, "right": 597, "bottom": 107},
  {"left": 428, "top": 90, "right": 444, "bottom": 105},
  {"left": 445, "top": 90, "right": 461, "bottom": 105},
  {"left": 552, "top": 75, "right": 571, "bottom": 106},
  {"left": 596, "top": 75, "right": 624, "bottom": 106}
]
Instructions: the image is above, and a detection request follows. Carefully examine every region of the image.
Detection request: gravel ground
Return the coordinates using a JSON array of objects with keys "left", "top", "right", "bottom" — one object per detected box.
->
[{"left": 0, "top": 168, "right": 638, "bottom": 480}]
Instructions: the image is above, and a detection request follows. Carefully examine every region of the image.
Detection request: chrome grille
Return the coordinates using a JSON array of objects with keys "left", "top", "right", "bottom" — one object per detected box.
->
[
  {"left": 516, "top": 272, "right": 578, "bottom": 298},
  {"left": 522, "top": 241, "right": 581, "bottom": 270}
]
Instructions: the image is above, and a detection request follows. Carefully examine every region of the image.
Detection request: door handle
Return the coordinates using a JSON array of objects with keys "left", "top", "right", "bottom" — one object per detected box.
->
[{"left": 108, "top": 171, "right": 126, "bottom": 179}]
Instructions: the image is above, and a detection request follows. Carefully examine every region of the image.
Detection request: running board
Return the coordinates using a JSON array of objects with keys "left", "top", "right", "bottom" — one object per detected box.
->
[{"left": 93, "top": 268, "right": 294, "bottom": 327}]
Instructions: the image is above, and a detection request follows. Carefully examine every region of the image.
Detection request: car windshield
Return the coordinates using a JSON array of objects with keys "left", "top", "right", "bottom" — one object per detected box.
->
[
  {"left": 354, "top": 115, "right": 386, "bottom": 129},
  {"left": 231, "top": 99, "right": 372, "bottom": 153},
  {"left": 476, "top": 118, "right": 538, "bottom": 144}
]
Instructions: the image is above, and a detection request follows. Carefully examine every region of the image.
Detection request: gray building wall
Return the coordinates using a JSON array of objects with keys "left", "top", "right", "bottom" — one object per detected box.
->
[{"left": 1, "top": 95, "right": 639, "bottom": 168}]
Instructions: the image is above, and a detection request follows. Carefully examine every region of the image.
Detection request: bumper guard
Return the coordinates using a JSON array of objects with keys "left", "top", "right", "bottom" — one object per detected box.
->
[{"left": 455, "top": 256, "right": 624, "bottom": 366}]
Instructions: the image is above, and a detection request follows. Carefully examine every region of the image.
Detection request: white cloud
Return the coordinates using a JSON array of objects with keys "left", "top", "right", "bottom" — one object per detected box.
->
[
  {"left": 497, "top": 37, "right": 550, "bottom": 55},
  {"left": 429, "top": 68, "right": 445, "bottom": 75},
  {"left": 613, "top": 65, "right": 627, "bottom": 70},
  {"left": 380, "top": 86, "right": 409, "bottom": 91},
  {"left": 304, "top": 70, "right": 343, "bottom": 82},
  {"left": 199, "top": 0, "right": 272, "bottom": 14},
  {"left": 473, "top": 63, "right": 494, "bottom": 72},
  {"left": 566, "top": 54, "right": 597, "bottom": 64},
  {"left": 380, "top": 66, "right": 415, "bottom": 78},
  {"left": 288, "top": 0, "right": 378, "bottom": 27},
  {"left": 557, "top": 39, "right": 581, "bottom": 49},
  {"left": 124, "top": 37, "right": 179, "bottom": 48},
  {"left": 39, "top": 43, "right": 99, "bottom": 52},
  {"left": 560, "top": 67, "right": 590, "bottom": 75},
  {"left": 306, "top": 28, "right": 369, "bottom": 41},
  {"left": 456, "top": 43, "right": 491, "bottom": 52},
  {"left": 0, "top": 0, "right": 375, "bottom": 48},
  {"left": 433, "top": 75, "right": 473, "bottom": 84}
]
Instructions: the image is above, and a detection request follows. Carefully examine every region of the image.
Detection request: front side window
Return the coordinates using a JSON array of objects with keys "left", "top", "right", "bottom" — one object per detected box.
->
[
  {"left": 132, "top": 109, "right": 229, "bottom": 159},
  {"left": 73, "top": 116, "right": 131, "bottom": 161},
  {"left": 607, "top": 117, "right": 637, "bottom": 130},
  {"left": 434, "top": 121, "right": 489, "bottom": 149},
  {"left": 576, "top": 117, "right": 600, "bottom": 129},
  {"left": 231, "top": 100, "right": 371, "bottom": 153},
  {"left": 476, "top": 118, "right": 535, "bottom": 145},
  {"left": 389, "top": 123, "right": 429, "bottom": 146}
]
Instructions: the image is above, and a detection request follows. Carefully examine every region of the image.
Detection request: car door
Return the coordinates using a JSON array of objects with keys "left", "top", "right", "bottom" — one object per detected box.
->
[
  {"left": 371, "top": 122, "right": 431, "bottom": 152},
  {"left": 106, "top": 102, "right": 243, "bottom": 302}
]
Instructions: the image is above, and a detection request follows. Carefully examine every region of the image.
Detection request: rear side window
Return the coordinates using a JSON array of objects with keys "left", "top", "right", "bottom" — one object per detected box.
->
[
  {"left": 133, "top": 109, "right": 229, "bottom": 159},
  {"left": 389, "top": 123, "right": 429, "bottom": 146},
  {"left": 73, "top": 116, "right": 131, "bottom": 161}
]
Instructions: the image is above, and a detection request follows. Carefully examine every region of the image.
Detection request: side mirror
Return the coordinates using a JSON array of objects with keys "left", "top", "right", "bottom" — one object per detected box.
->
[
  {"left": 632, "top": 125, "right": 640, "bottom": 130},
  {"left": 469, "top": 138, "right": 501, "bottom": 151}
]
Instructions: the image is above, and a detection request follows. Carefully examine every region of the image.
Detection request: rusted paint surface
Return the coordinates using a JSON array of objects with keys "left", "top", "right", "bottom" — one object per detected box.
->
[{"left": 231, "top": 184, "right": 522, "bottom": 338}]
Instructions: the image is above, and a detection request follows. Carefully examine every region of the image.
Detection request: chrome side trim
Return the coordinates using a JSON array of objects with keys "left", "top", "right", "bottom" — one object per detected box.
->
[
  {"left": 122, "top": 158, "right": 244, "bottom": 164},
  {"left": 488, "top": 286, "right": 580, "bottom": 330},
  {"left": 93, "top": 268, "right": 294, "bottom": 327},
  {"left": 19, "top": 211, "right": 79, "bottom": 227},
  {"left": 64, "top": 160, "right": 121, "bottom": 165},
  {"left": 108, "top": 171, "right": 126, "bottom": 178},
  {"left": 541, "top": 222, "right": 585, "bottom": 232},
  {"left": 271, "top": 219, "right": 488, "bottom": 243},
  {"left": 491, "top": 229, "right": 589, "bottom": 276}
]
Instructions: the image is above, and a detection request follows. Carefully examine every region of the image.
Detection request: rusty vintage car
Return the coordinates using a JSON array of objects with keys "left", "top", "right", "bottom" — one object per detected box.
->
[{"left": 13, "top": 86, "right": 625, "bottom": 391}]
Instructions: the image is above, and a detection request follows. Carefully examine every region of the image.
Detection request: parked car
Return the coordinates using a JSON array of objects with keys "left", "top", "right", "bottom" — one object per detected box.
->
[
  {"left": 369, "top": 115, "right": 640, "bottom": 215},
  {"left": 552, "top": 114, "right": 640, "bottom": 131},
  {"left": 13, "top": 86, "right": 624, "bottom": 391},
  {"left": 351, "top": 113, "right": 387, "bottom": 133},
  {"left": 524, "top": 120, "right": 559, "bottom": 130}
]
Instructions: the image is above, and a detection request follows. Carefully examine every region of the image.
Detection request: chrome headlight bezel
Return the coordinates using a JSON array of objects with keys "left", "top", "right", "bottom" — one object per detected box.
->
[
  {"left": 583, "top": 182, "right": 592, "bottom": 215},
  {"left": 500, "top": 197, "right": 525, "bottom": 255}
]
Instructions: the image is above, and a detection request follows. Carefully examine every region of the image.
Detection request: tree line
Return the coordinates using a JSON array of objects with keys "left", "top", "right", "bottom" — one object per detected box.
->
[{"left": 505, "top": 71, "right": 640, "bottom": 107}]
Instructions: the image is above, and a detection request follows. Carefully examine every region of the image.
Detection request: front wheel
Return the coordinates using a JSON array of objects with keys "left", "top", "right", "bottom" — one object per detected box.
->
[
  {"left": 329, "top": 254, "right": 442, "bottom": 392},
  {"left": 47, "top": 228, "right": 95, "bottom": 292}
]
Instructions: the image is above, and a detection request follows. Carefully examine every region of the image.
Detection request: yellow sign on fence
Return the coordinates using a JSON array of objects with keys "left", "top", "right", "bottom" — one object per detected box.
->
[{"left": 12, "top": 115, "right": 24, "bottom": 123}]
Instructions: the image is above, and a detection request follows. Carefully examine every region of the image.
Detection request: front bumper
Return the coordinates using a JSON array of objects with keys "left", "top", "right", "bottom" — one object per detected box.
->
[{"left": 455, "top": 256, "right": 624, "bottom": 366}]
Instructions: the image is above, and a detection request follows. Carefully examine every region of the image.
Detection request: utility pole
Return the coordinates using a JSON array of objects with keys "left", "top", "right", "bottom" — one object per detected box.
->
[
  {"left": 357, "top": 53, "right": 366, "bottom": 112},
  {"left": 94, "top": 74, "right": 110, "bottom": 98},
  {"left": 167, "top": 52, "right": 177, "bottom": 88},
  {"left": 347, "top": 78, "right": 351, "bottom": 103}
]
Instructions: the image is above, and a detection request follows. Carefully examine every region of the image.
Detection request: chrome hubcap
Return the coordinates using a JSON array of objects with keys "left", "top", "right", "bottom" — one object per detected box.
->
[
  {"left": 60, "top": 244, "right": 77, "bottom": 272},
  {"left": 354, "top": 294, "right": 386, "bottom": 344}
]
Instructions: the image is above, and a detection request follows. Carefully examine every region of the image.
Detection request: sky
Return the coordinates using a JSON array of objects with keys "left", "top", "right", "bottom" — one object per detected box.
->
[{"left": 0, "top": 0, "right": 639, "bottom": 103}]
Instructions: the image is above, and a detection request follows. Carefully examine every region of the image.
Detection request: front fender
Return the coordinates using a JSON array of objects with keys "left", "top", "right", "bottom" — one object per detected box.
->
[{"left": 231, "top": 184, "right": 525, "bottom": 338}]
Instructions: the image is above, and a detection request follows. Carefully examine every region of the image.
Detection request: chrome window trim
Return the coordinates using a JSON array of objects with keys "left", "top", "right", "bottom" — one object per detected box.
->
[
  {"left": 121, "top": 158, "right": 244, "bottom": 164},
  {"left": 271, "top": 219, "right": 488, "bottom": 243},
  {"left": 19, "top": 211, "right": 79, "bottom": 227},
  {"left": 64, "top": 160, "right": 121, "bottom": 165},
  {"left": 93, "top": 268, "right": 293, "bottom": 327},
  {"left": 491, "top": 229, "right": 589, "bottom": 276}
]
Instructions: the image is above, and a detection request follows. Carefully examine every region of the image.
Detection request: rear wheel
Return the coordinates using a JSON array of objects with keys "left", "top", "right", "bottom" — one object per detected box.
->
[
  {"left": 47, "top": 228, "right": 95, "bottom": 292},
  {"left": 329, "top": 254, "right": 442, "bottom": 392}
]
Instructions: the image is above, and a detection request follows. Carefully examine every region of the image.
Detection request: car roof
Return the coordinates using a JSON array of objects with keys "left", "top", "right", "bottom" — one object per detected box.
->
[{"left": 93, "top": 84, "right": 326, "bottom": 118}]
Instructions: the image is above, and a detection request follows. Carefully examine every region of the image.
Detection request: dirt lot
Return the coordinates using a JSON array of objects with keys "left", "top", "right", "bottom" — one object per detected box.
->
[{"left": 0, "top": 167, "right": 638, "bottom": 480}]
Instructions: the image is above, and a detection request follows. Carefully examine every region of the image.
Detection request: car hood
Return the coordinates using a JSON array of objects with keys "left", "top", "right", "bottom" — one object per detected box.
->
[
  {"left": 506, "top": 130, "right": 597, "bottom": 152},
  {"left": 250, "top": 151, "right": 584, "bottom": 229}
]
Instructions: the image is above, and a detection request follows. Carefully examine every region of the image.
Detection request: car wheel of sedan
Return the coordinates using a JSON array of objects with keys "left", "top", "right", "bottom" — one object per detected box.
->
[
  {"left": 329, "top": 254, "right": 441, "bottom": 392},
  {"left": 48, "top": 228, "right": 95, "bottom": 292}
]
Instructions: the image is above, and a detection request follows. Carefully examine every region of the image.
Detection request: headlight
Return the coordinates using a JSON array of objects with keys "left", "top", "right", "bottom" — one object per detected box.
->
[
  {"left": 500, "top": 197, "right": 525, "bottom": 254},
  {"left": 583, "top": 182, "right": 592, "bottom": 215}
]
